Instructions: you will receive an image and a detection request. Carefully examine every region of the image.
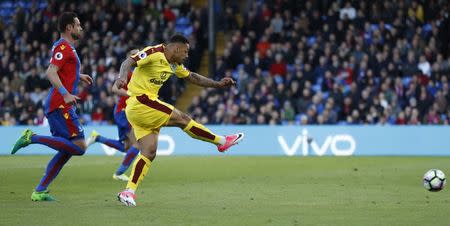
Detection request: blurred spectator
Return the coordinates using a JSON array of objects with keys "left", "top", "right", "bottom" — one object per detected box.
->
[
  {"left": 339, "top": 1, "right": 356, "bottom": 20},
  {"left": 91, "top": 107, "right": 105, "bottom": 124},
  {"left": 1, "top": 112, "right": 16, "bottom": 126},
  {"left": 269, "top": 53, "right": 287, "bottom": 77},
  {"left": 33, "top": 108, "right": 47, "bottom": 126}
]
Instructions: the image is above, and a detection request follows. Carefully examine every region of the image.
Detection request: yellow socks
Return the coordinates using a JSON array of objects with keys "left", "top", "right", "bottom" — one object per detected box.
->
[
  {"left": 126, "top": 154, "right": 151, "bottom": 191},
  {"left": 183, "top": 120, "right": 224, "bottom": 145}
]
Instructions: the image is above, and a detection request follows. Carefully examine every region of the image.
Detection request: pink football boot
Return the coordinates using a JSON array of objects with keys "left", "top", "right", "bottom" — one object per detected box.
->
[{"left": 217, "top": 133, "right": 244, "bottom": 152}]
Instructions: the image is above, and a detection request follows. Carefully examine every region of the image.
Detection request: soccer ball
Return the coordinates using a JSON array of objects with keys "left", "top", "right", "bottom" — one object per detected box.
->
[{"left": 423, "top": 169, "right": 446, "bottom": 192}]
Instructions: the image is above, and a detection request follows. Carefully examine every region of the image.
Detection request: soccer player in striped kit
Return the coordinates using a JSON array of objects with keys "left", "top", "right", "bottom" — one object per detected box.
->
[{"left": 11, "top": 12, "right": 93, "bottom": 201}]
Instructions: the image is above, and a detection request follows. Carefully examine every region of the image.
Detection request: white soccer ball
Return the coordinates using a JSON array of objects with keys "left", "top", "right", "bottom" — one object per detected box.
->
[{"left": 423, "top": 169, "right": 446, "bottom": 192}]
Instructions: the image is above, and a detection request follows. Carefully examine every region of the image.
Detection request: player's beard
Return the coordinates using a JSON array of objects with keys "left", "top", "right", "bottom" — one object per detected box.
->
[
  {"left": 179, "top": 57, "right": 187, "bottom": 64},
  {"left": 71, "top": 32, "right": 81, "bottom": 40}
]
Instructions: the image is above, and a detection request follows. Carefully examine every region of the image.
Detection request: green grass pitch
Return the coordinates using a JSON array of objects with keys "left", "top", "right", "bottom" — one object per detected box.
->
[{"left": 1, "top": 156, "right": 450, "bottom": 225}]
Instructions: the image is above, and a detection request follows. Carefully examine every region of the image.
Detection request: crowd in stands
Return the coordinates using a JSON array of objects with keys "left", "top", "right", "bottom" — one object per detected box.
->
[
  {"left": 0, "top": 0, "right": 207, "bottom": 126},
  {"left": 2, "top": 0, "right": 450, "bottom": 127},
  {"left": 188, "top": 0, "right": 450, "bottom": 125}
]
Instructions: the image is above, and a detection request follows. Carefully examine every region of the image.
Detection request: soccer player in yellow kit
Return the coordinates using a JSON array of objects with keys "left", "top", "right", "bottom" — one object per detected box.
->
[{"left": 115, "top": 34, "right": 244, "bottom": 206}]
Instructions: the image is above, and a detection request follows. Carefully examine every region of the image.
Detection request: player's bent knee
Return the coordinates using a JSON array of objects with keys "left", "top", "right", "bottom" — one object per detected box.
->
[
  {"left": 141, "top": 150, "right": 156, "bottom": 161},
  {"left": 181, "top": 112, "right": 191, "bottom": 123},
  {"left": 140, "top": 145, "right": 157, "bottom": 161},
  {"left": 72, "top": 139, "right": 87, "bottom": 152},
  {"left": 175, "top": 111, "right": 192, "bottom": 128},
  {"left": 79, "top": 143, "right": 88, "bottom": 151}
]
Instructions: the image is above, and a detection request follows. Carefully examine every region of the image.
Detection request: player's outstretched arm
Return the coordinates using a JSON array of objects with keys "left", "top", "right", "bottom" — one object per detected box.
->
[
  {"left": 46, "top": 64, "right": 79, "bottom": 105},
  {"left": 116, "top": 57, "right": 137, "bottom": 89},
  {"left": 185, "top": 72, "right": 236, "bottom": 88}
]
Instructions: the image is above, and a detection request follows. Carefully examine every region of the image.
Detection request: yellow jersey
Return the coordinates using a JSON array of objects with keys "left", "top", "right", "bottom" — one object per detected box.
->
[{"left": 127, "top": 44, "right": 190, "bottom": 99}]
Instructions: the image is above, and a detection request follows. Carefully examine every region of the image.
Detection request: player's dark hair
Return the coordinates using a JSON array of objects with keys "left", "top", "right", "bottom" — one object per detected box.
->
[
  {"left": 58, "top": 12, "right": 78, "bottom": 33},
  {"left": 169, "top": 34, "right": 189, "bottom": 44}
]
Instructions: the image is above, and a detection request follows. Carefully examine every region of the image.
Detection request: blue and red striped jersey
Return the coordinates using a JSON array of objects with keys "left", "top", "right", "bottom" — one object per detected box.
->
[{"left": 44, "top": 38, "right": 81, "bottom": 114}]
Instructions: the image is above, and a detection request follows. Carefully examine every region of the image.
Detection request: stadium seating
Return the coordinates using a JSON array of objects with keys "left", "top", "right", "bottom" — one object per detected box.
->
[
  {"left": 0, "top": 0, "right": 206, "bottom": 125},
  {"left": 187, "top": 0, "right": 450, "bottom": 125}
]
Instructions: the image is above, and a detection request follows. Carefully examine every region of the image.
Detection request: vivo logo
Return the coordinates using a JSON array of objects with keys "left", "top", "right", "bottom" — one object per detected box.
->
[
  {"left": 101, "top": 134, "right": 175, "bottom": 156},
  {"left": 278, "top": 129, "right": 356, "bottom": 156}
]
